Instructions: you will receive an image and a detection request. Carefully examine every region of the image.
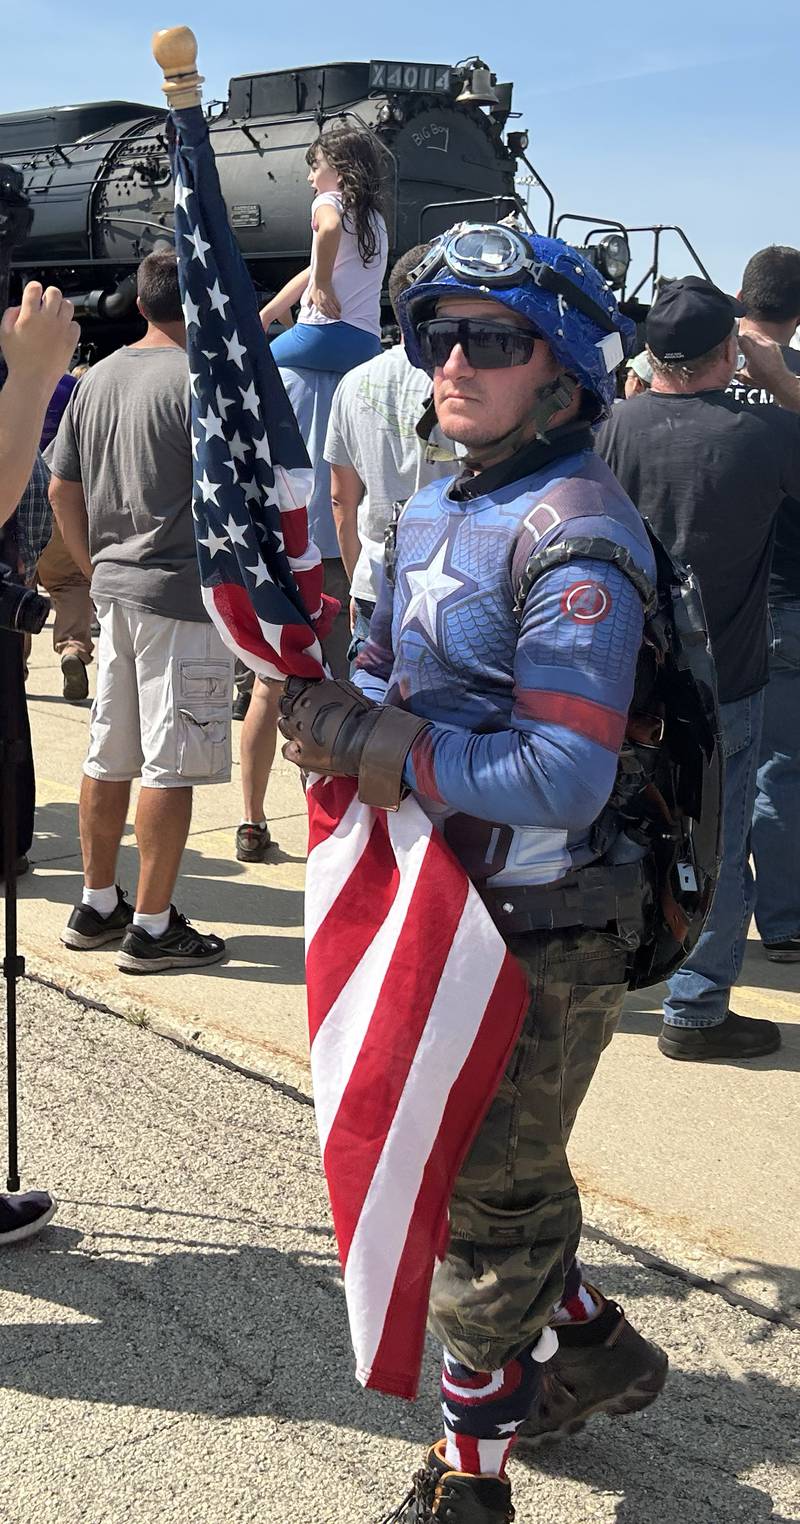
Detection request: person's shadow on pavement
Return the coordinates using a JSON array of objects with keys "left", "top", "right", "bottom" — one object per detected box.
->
[{"left": 0, "top": 1227, "right": 796, "bottom": 1522}]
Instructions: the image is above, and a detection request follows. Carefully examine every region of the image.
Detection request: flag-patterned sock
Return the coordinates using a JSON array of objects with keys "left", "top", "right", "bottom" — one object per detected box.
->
[
  {"left": 551, "top": 1258, "right": 602, "bottom": 1325},
  {"left": 440, "top": 1331, "right": 555, "bottom": 1476}
]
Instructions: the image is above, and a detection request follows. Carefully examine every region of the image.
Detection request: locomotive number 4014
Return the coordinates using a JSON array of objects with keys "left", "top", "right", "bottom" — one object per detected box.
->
[{"left": 369, "top": 61, "right": 452, "bottom": 94}]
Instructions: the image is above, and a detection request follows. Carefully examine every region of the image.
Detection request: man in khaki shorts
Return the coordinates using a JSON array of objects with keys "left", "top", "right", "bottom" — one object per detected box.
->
[{"left": 48, "top": 251, "right": 233, "bottom": 973}]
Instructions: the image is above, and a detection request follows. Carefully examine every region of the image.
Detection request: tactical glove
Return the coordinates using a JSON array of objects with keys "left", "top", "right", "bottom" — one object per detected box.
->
[{"left": 278, "top": 677, "right": 430, "bottom": 811}]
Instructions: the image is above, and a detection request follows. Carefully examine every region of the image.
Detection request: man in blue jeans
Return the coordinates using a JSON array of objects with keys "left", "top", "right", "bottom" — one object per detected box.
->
[
  {"left": 729, "top": 246, "right": 800, "bottom": 959},
  {"left": 598, "top": 276, "right": 800, "bottom": 1061}
]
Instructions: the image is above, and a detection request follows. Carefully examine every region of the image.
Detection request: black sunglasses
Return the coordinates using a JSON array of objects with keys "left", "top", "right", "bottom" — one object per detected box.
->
[{"left": 417, "top": 317, "right": 537, "bottom": 371}]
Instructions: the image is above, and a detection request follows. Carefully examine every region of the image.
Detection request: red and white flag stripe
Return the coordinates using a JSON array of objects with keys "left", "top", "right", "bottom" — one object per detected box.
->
[{"left": 305, "top": 775, "right": 528, "bottom": 1400}]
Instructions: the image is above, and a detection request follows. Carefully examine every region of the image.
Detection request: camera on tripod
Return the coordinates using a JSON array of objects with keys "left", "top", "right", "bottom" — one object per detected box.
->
[{"left": 0, "top": 561, "right": 50, "bottom": 634}]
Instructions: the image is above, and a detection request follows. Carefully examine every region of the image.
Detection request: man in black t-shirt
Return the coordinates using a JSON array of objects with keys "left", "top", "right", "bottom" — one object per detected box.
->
[
  {"left": 597, "top": 276, "right": 800, "bottom": 1063},
  {"left": 729, "top": 247, "right": 800, "bottom": 962}
]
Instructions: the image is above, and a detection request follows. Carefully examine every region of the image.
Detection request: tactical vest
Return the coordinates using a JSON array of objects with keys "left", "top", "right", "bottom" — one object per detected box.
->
[{"left": 505, "top": 520, "right": 722, "bottom": 989}]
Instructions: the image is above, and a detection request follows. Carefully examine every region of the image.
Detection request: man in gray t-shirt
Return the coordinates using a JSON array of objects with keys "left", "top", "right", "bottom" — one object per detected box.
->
[{"left": 49, "top": 251, "right": 233, "bottom": 974}]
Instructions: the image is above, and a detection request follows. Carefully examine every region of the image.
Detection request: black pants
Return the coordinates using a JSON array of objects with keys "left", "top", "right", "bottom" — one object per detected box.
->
[{"left": 0, "top": 629, "right": 35, "bottom": 862}]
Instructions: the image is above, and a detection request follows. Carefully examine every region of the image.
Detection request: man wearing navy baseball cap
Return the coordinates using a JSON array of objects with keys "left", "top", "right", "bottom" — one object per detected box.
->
[{"left": 597, "top": 273, "right": 800, "bottom": 1063}]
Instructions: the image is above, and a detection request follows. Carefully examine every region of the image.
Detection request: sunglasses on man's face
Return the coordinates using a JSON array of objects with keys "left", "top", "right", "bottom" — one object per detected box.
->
[{"left": 417, "top": 317, "right": 537, "bottom": 371}]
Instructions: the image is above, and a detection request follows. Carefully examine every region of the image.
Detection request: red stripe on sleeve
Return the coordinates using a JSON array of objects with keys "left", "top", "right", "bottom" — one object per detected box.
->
[{"left": 514, "top": 688, "right": 626, "bottom": 752}]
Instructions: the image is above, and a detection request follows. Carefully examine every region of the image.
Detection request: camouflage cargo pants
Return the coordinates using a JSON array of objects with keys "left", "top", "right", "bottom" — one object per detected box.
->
[{"left": 428, "top": 927, "right": 629, "bottom": 1371}]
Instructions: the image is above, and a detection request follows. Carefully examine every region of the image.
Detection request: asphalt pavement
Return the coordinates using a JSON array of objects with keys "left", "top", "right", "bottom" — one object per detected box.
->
[
  {"left": 1, "top": 978, "right": 798, "bottom": 1524},
  {"left": 0, "top": 624, "right": 798, "bottom": 1520}
]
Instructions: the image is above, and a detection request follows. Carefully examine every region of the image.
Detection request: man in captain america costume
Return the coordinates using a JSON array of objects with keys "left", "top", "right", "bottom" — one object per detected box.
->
[{"left": 279, "top": 223, "right": 668, "bottom": 1524}]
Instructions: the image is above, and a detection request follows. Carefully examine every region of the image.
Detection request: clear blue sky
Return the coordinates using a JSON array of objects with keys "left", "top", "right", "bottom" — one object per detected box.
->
[{"left": 5, "top": 0, "right": 798, "bottom": 294}]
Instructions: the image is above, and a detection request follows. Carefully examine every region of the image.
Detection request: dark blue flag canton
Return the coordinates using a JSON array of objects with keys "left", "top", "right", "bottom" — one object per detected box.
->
[{"left": 167, "top": 107, "right": 326, "bottom": 679}]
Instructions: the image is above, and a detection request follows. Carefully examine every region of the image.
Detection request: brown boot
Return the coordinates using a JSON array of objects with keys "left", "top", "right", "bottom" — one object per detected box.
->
[
  {"left": 382, "top": 1441, "right": 515, "bottom": 1523},
  {"left": 518, "top": 1288, "right": 668, "bottom": 1447}
]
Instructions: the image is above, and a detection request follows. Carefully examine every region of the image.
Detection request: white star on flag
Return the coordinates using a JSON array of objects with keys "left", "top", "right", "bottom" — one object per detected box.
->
[
  {"left": 196, "top": 470, "right": 221, "bottom": 505},
  {"left": 207, "top": 280, "right": 230, "bottom": 317},
  {"left": 224, "top": 515, "right": 249, "bottom": 547},
  {"left": 215, "top": 385, "right": 235, "bottom": 419},
  {"left": 239, "top": 380, "right": 259, "bottom": 417},
  {"left": 190, "top": 430, "right": 199, "bottom": 461},
  {"left": 224, "top": 330, "right": 248, "bottom": 370},
  {"left": 242, "top": 475, "right": 261, "bottom": 502},
  {"left": 246, "top": 559, "right": 272, "bottom": 587},
  {"left": 173, "top": 177, "right": 193, "bottom": 211},
  {"left": 182, "top": 292, "right": 200, "bottom": 328},
  {"left": 197, "top": 406, "right": 224, "bottom": 442},
  {"left": 189, "top": 371, "right": 201, "bottom": 397},
  {"left": 253, "top": 433, "right": 272, "bottom": 463},
  {"left": 402, "top": 541, "right": 462, "bottom": 644},
  {"left": 228, "top": 430, "right": 250, "bottom": 462},
  {"left": 201, "top": 349, "right": 217, "bottom": 361},
  {"left": 185, "top": 226, "right": 211, "bottom": 267},
  {"left": 223, "top": 458, "right": 238, "bottom": 477},
  {"left": 197, "top": 528, "right": 230, "bottom": 558}
]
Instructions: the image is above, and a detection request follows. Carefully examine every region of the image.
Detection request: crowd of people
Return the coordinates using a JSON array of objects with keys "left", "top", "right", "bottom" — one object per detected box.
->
[{"left": 2, "top": 126, "right": 800, "bottom": 1522}]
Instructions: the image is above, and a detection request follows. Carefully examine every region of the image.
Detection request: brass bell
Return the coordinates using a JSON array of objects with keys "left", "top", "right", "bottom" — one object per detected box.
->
[{"left": 456, "top": 66, "right": 500, "bottom": 107}]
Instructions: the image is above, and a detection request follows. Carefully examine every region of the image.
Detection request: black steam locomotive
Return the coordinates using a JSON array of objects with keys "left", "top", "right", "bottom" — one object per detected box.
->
[{"left": 0, "top": 55, "right": 710, "bottom": 355}]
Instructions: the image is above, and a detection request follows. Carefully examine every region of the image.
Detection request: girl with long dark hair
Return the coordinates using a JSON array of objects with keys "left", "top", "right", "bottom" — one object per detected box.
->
[{"left": 261, "top": 126, "right": 388, "bottom": 373}]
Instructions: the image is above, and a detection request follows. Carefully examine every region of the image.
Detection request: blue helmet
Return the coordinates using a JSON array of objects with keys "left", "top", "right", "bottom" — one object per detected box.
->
[{"left": 398, "top": 222, "right": 636, "bottom": 418}]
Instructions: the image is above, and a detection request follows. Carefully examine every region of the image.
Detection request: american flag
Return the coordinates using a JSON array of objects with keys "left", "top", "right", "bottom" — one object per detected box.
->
[{"left": 167, "top": 102, "right": 528, "bottom": 1400}]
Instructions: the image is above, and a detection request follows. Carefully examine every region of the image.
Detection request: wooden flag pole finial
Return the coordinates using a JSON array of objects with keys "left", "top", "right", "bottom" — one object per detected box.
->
[{"left": 152, "top": 26, "right": 204, "bottom": 109}]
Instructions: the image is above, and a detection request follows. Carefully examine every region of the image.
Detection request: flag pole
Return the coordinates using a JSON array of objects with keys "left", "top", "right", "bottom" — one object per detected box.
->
[{"left": 151, "top": 25, "right": 204, "bottom": 109}]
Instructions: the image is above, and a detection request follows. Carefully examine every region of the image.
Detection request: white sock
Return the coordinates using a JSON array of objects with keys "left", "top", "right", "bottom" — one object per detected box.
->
[
  {"left": 133, "top": 908, "right": 171, "bottom": 939},
  {"left": 240, "top": 819, "right": 267, "bottom": 830},
  {"left": 82, "top": 884, "right": 118, "bottom": 917}
]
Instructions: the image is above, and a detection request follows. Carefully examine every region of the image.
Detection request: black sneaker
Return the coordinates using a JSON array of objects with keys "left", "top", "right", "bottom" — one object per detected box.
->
[
  {"left": 0, "top": 1190, "right": 57, "bottom": 1245},
  {"left": 518, "top": 1289, "right": 668, "bottom": 1447},
  {"left": 658, "top": 1010, "right": 781, "bottom": 1061},
  {"left": 62, "top": 886, "right": 134, "bottom": 950},
  {"left": 61, "top": 652, "right": 89, "bottom": 703},
  {"left": 382, "top": 1441, "right": 514, "bottom": 1524},
  {"left": 232, "top": 689, "right": 251, "bottom": 721},
  {"left": 763, "top": 935, "right": 800, "bottom": 963},
  {"left": 116, "top": 906, "right": 226, "bottom": 974},
  {"left": 235, "top": 822, "right": 272, "bottom": 863}
]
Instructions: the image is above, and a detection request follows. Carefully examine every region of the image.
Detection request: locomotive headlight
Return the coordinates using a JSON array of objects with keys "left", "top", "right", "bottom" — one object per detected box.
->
[{"left": 595, "top": 233, "right": 630, "bottom": 287}]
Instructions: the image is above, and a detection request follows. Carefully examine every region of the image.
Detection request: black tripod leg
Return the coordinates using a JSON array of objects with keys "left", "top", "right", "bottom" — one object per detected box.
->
[{"left": 1, "top": 629, "right": 24, "bottom": 1192}]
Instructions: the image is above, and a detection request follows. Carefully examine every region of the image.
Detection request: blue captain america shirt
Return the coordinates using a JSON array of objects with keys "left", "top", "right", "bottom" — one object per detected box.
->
[{"left": 353, "top": 444, "right": 656, "bottom": 890}]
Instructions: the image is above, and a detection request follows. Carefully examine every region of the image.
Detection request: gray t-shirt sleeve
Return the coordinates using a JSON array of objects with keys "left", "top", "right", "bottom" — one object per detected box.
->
[
  {"left": 49, "top": 393, "right": 82, "bottom": 482},
  {"left": 324, "top": 385, "right": 360, "bottom": 472}
]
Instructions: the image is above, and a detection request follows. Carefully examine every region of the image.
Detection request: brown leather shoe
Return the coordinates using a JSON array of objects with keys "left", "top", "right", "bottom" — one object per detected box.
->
[{"left": 518, "top": 1289, "right": 668, "bottom": 1446}]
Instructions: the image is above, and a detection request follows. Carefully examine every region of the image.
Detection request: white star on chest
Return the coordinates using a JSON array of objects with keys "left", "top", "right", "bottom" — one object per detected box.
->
[{"left": 401, "top": 542, "right": 463, "bottom": 644}]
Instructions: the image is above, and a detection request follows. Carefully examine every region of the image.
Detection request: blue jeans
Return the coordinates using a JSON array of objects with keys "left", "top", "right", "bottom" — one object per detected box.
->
[
  {"left": 664, "top": 688, "right": 765, "bottom": 1028},
  {"left": 752, "top": 603, "right": 800, "bottom": 943},
  {"left": 269, "top": 321, "right": 381, "bottom": 375}
]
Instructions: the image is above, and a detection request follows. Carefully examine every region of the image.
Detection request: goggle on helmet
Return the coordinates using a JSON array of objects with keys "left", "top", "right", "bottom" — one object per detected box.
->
[{"left": 398, "top": 222, "right": 636, "bottom": 417}]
